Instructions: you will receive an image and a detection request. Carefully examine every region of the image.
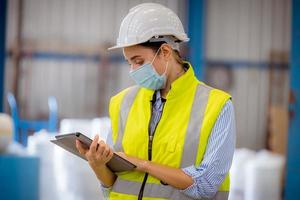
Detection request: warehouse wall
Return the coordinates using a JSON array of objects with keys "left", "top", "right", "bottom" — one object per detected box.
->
[
  {"left": 5, "top": 0, "right": 185, "bottom": 119},
  {"left": 5, "top": 0, "right": 291, "bottom": 150},
  {"left": 206, "top": 0, "right": 291, "bottom": 149}
]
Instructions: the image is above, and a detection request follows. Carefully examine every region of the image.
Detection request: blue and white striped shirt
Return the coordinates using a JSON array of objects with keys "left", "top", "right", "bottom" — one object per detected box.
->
[
  {"left": 103, "top": 90, "right": 236, "bottom": 199},
  {"left": 151, "top": 90, "right": 235, "bottom": 199}
]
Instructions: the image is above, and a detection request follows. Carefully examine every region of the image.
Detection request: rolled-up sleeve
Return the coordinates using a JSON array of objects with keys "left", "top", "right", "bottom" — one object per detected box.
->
[
  {"left": 100, "top": 129, "right": 114, "bottom": 199},
  {"left": 180, "top": 100, "right": 236, "bottom": 199},
  {"left": 101, "top": 186, "right": 111, "bottom": 200}
]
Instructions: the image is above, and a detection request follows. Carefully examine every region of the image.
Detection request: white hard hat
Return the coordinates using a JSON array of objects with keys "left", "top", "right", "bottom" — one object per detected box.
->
[{"left": 108, "top": 3, "right": 189, "bottom": 50}]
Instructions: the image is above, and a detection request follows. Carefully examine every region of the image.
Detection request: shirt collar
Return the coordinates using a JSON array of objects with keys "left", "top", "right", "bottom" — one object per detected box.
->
[{"left": 165, "top": 62, "right": 198, "bottom": 100}]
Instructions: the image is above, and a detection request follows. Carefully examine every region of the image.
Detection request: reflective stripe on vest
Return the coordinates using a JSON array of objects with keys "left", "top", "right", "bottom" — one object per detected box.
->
[
  {"left": 180, "top": 84, "right": 211, "bottom": 168},
  {"left": 112, "top": 84, "right": 229, "bottom": 200},
  {"left": 114, "top": 85, "right": 140, "bottom": 152},
  {"left": 112, "top": 178, "right": 229, "bottom": 200}
]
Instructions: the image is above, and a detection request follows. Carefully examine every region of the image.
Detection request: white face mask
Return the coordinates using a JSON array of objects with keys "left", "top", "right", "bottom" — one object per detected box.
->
[{"left": 129, "top": 48, "right": 168, "bottom": 90}]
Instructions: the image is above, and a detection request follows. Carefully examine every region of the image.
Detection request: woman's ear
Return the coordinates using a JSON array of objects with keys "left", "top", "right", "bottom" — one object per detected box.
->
[{"left": 160, "top": 44, "right": 172, "bottom": 61}]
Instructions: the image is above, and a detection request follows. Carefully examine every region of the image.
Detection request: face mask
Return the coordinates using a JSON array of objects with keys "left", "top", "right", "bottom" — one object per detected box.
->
[{"left": 129, "top": 48, "right": 169, "bottom": 90}]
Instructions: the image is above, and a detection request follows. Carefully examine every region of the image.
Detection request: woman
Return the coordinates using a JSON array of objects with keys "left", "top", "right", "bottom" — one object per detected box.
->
[{"left": 76, "top": 3, "right": 235, "bottom": 200}]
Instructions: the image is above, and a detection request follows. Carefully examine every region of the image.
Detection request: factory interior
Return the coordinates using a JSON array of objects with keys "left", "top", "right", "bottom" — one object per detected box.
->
[{"left": 0, "top": 0, "right": 299, "bottom": 200}]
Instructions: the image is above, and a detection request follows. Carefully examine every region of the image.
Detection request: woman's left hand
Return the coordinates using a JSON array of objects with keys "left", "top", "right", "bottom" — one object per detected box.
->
[{"left": 116, "top": 152, "right": 194, "bottom": 190}]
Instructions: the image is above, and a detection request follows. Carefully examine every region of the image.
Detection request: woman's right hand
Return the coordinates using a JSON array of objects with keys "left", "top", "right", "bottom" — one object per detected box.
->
[{"left": 76, "top": 134, "right": 113, "bottom": 169}]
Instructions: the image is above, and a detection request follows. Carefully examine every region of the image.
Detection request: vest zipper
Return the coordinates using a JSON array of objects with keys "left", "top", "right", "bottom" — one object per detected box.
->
[{"left": 138, "top": 99, "right": 165, "bottom": 200}]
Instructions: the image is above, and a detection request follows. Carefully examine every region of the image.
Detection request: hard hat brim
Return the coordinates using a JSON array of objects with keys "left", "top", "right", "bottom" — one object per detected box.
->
[
  {"left": 108, "top": 37, "right": 189, "bottom": 51},
  {"left": 107, "top": 42, "right": 142, "bottom": 51}
]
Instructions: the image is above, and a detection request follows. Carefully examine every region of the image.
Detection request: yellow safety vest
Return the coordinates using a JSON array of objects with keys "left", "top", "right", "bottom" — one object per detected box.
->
[{"left": 108, "top": 62, "right": 231, "bottom": 200}]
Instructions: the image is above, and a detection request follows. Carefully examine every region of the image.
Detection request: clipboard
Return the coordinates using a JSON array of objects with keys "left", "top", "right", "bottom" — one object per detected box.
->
[{"left": 50, "top": 132, "right": 136, "bottom": 172}]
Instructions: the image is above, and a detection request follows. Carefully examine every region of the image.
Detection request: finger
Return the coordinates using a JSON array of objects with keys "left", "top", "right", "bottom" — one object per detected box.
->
[
  {"left": 103, "top": 149, "right": 113, "bottom": 163},
  {"left": 98, "top": 140, "right": 106, "bottom": 155},
  {"left": 108, "top": 149, "right": 114, "bottom": 160},
  {"left": 76, "top": 140, "right": 88, "bottom": 155},
  {"left": 90, "top": 135, "right": 99, "bottom": 153},
  {"left": 103, "top": 145, "right": 111, "bottom": 157}
]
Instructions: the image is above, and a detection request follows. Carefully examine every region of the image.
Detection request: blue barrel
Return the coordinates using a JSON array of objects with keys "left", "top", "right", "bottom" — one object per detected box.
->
[{"left": 0, "top": 155, "right": 39, "bottom": 200}]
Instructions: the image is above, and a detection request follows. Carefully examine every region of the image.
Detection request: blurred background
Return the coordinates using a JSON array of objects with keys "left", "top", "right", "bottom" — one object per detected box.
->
[{"left": 0, "top": 0, "right": 299, "bottom": 200}]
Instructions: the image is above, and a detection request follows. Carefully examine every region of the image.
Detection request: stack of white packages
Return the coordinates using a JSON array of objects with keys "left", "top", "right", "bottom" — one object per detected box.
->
[
  {"left": 27, "top": 117, "right": 111, "bottom": 200},
  {"left": 55, "top": 118, "right": 111, "bottom": 200},
  {"left": 229, "top": 148, "right": 256, "bottom": 200},
  {"left": 229, "top": 149, "right": 285, "bottom": 200},
  {"left": 27, "top": 131, "right": 59, "bottom": 200},
  {"left": 244, "top": 150, "right": 285, "bottom": 200}
]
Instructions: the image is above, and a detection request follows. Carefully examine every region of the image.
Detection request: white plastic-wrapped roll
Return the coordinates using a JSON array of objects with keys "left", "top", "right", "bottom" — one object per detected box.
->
[
  {"left": 91, "top": 117, "right": 111, "bottom": 142},
  {"left": 56, "top": 118, "right": 111, "bottom": 200},
  {"left": 53, "top": 145, "right": 102, "bottom": 200},
  {"left": 0, "top": 113, "right": 13, "bottom": 153},
  {"left": 60, "top": 118, "right": 111, "bottom": 141},
  {"left": 244, "top": 150, "right": 285, "bottom": 200},
  {"left": 60, "top": 119, "right": 93, "bottom": 135},
  {"left": 27, "top": 131, "right": 59, "bottom": 200},
  {"left": 229, "top": 148, "right": 256, "bottom": 200}
]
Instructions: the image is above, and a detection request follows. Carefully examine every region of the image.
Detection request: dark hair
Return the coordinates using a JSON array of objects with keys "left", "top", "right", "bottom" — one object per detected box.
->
[{"left": 139, "top": 41, "right": 184, "bottom": 65}]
